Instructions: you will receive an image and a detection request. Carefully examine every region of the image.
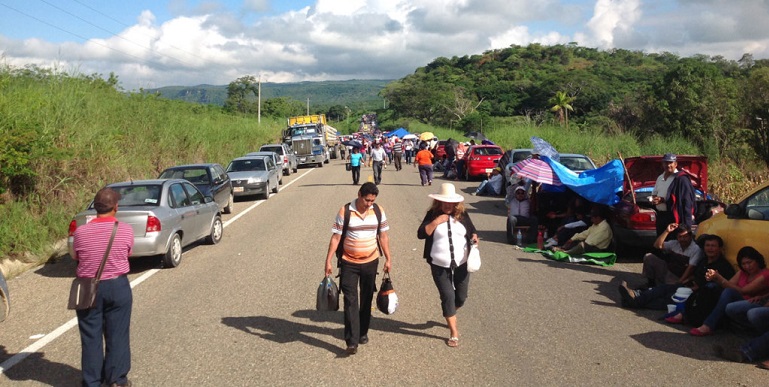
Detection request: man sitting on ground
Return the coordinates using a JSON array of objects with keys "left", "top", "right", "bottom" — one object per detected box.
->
[
  {"left": 641, "top": 223, "right": 701, "bottom": 288},
  {"left": 552, "top": 207, "right": 612, "bottom": 255},
  {"left": 472, "top": 167, "right": 505, "bottom": 196}
]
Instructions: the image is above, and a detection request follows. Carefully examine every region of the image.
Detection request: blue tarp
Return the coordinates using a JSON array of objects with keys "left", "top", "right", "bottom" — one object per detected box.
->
[
  {"left": 541, "top": 156, "right": 625, "bottom": 206},
  {"left": 385, "top": 128, "right": 410, "bottom": 138}
]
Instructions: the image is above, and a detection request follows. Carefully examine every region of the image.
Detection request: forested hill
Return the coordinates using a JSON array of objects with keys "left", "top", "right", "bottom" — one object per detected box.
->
[
  {"left": 145, "top": 79, "right": 391, "bottom": 110},
  {"left": 381, "top": 43, "right": 769, "bottom": 166}
]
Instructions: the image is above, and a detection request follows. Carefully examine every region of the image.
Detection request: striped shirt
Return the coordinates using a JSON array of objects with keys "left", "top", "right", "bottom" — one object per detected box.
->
[
  {"left": 73, "top": 217, "right": 134, "bottom": 279},
  {"left": 393, "top": 142, "right": 403, "bottom": 153},
  {"left": 332, "top": 201, "right": 389, "bottom": 264}
]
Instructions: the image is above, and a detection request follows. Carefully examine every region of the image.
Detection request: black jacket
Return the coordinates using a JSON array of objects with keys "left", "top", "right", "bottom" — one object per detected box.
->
[{"left": 667, "top": 171, "right": 696, "bottom": 229}]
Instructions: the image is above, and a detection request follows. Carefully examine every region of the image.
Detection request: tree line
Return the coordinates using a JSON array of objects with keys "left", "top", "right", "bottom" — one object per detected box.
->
[{"left": 379, "top": 43, "right": 769, "bottom": 166}]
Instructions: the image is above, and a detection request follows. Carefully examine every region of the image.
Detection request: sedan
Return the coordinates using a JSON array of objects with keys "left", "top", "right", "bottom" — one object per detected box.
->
[
  {"left": 245, "top": 151, "right": 283, "bottom": 184},
  {"left": 67, "top": 179, "right": 223, "bottom": 268},
  {"left": 226, "top": 156, "right": 280, "bottom": 200},
  {"left": 697, "top": 181, "right": 769, "bottom": 267},
  {"left": 158, "top": 163, "right": 233, "bottom": 214},
  {"left": 259, "top": 143, "right": 298, "bottom": 176},
  {"left": 464, "top": 145, "right": 504, "bottom": 180}
]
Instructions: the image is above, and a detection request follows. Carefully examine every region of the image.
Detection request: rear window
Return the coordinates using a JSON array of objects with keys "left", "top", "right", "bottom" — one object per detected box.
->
[
  {"left": 475, "top": 147, "right": 503, "bottom": 156},
  {"left": 260, "top": 146, "right": 283, "bottom": 154},
  {"left": 105, "top": 185, "right": 162, "bottom": 207},
  {"left": 227, "top": 159, "right": 266, "bottom": 172},
  {"left": 560, "top": 157, "right": 595, "bottom": 171},
  {"left": 159, "top": 168, "right": 209, "bottom": 184}
]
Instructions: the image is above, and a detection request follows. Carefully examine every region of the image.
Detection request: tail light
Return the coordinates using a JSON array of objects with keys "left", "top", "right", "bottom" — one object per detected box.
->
[
  {"left": 629, "top": 211, "right": 656, "bottom": 229},
  {"left": 146, "top": 216, "right": 161, "bottom": 232},
  {"left": 283, "top": 155, "right": 289, "bottom": 164},
  {"left": 68, "top": 220, "right": 78, "bottom": 236}
]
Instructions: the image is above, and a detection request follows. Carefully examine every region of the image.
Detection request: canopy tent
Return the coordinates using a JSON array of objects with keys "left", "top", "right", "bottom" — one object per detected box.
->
[
  {"left": 384, "top": 128, "right": 410, "bottom": 138},
  {"left": 540, "top": 156, "right": 625, "bottom": 206}
]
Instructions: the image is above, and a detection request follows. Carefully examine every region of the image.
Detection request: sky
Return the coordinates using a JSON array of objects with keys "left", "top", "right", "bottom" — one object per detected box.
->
[{"left": 1, "top": 0, "right": 768, "bottom": 91}]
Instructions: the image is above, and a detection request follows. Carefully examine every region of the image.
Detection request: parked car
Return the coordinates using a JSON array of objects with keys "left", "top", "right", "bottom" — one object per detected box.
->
[
  {"left": 497, "top": 149, "right": 597, "bottom": 173},
  {"left": 67, "top": 179, "right": 223, "bottom": 268},
  {"left": 611, "top": 155, "right": 721, "bottom": 251},
  {"left": 226, "top": 156, "right": 280, "bottom": 200},
  {"left": 158, "top": 163, "right": 233, "bottom": 214},
  {"left": 245, "top": 151, "right": 283, "bottom": 184},
  {"left": 435, "top": 140, "right": 448, "bottom": 159},
  {"left": 259, "top": 143, "right": 298, "bottom": 175},
  {"left": 463, "top": 145, "right": 504, "bottom": 180},
  {"left": 697, "top": 181, "right": 769, "bottom": 267}
]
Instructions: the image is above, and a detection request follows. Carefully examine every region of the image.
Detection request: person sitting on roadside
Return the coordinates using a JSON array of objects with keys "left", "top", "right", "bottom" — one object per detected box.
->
[
  {"left": 641, "top": 223, "right": 701, "bottom": 288},
  {"left": 543, "top": 195, "right": 590, "bottom": 249},
  {"left": 688, "top": 246, "right": 769, "bottom": 336},
  {"left": 505, "top": 185, "right": 537, "bottom": 244},
  {"left": 551, "top": 206, "right": 612, "bottom": 255},
  {"left": 472, "top": 167, "right": 505, "bottom": 197},
  {"left": 618, "top": 234, "right": 735, "bottom": 315},
  {"left": 714, "top": 328, "right": 769, "bottom": 369}
]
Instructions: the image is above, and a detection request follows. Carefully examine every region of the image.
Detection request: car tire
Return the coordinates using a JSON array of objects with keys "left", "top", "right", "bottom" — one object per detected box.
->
[
  {"left": 163, "top": 233, "right": 182, "bottom": 268},
  {"left": 261, "top": 189, "right": 270, "bottom": 200},
  {"left": 223, "top": 193, "right": 233, "bottom": 214},
  {"left": 206, "top": 216, "right": 223, "bottom": 245},
  {"left": 285, "top": 167, "right": 291, "bottom": 176},
  {"left": 293, "top": 166, "right": 298, "bottom": 173},
  {"left": 272, "top": 179, "right": 279, "bottom": 193},
  {"left": 279, "top": 176, "right": 283, "bottom": 185},
  {"left": 317, "top": 162, "right": 323, "bottom": 168}
]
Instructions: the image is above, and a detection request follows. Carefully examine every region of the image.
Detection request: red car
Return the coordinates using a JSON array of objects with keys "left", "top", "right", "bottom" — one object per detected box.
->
[
  {"left": 463, "top": 145, "right": 504, "bottom": 180},
  {"left": 612, "top": 155, "right": 721, "bottom": 251}
]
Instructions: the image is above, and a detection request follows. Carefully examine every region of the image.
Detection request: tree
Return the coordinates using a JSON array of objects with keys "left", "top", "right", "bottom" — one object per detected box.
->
[
  {"left": 224, "top": 75, "right": 259, "bottom": 114},
  {"left": 549, "top": 91, "right": 575, "bottom": 127},
  {"left": 741, "top": 67, "right": 769, "bottom": 166}
]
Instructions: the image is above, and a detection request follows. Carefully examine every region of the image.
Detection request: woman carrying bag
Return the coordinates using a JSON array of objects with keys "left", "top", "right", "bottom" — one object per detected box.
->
[{"left": 417, "top": 183, "right": 478, "bottom": 347}]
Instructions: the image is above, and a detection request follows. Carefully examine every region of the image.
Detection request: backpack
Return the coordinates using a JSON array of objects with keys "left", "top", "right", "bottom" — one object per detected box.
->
[{"left": 336, "top": 203, "right": 382, "bottom": 267}]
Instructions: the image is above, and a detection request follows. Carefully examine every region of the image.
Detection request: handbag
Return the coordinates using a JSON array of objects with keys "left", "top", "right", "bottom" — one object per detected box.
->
[
  {"left": 67, "top": 222, "right": 118, "bottom": 310},
  {"left": 466, "top": 243, "right": 481, "bottom": 272},
  {"left": 376, "top": 272, "right": 398, "bottom": 315},
  {"left": 345, "top": 162, "right": 352, "bottom": 171},
  {"left": 316, "top": 275, "right": 340, "bottom": 311}
]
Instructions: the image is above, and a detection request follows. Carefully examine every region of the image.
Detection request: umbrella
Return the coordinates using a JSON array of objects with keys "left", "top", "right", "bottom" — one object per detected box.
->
[
  {"left": 342, "top": 139, "right": 363, "bottom": 148},
  {"left": 464, "top": 131, "right": 488, "bottom": 141},
  {"left": 402, "top": 134, "right": 417, "bottom": 140},
  {"left": 510, "top": 158, "right": 562, "bottom": 185},
  {"left": 530, "top": 136, "right": 560, "bottom": 162},
  {"left": 419, "top": 132, "right": 436, "bottom": 141}
]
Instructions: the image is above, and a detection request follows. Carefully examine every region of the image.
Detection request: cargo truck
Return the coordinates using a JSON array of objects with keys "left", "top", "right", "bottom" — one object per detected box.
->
[{"left": 282, "top": 114, "right": 340, "bottom": 167}]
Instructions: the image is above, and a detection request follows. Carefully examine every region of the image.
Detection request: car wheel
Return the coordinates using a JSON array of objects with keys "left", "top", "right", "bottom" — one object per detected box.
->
[
  {"left": 223, "top": 193, "right": 233, "bottom": 214},
  {"left": 317, "top": 162, "right": 323, "bottom": 168},
  {"left": 163, "top": 233, "right": 182, "bottom": 268},
  {"left": 293, "top": 166, "right": 298, "bottom": 173},
  {"left": 206, "top": 216, "right": 223, "bottom": 244},
  {"left": 261, "top": 189, "right": 270, "bottom": 200},
  {"left": 285, "top": 167, "right": 291, "bottom": 176},
  {"left": 279, "top": 176, "right": 283, "bottom": 185},
  {"left": 272, "top": 179, "right": 279, "bottom": 193}
]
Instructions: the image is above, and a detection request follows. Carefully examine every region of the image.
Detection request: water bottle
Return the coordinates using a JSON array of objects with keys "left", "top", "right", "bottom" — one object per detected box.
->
[
  {"left": 536, "top": 230, "right": 544, "bottom": 250},
  {"left": 516, "top": 230, "right": 523, "bottom": 247},
  {"left": 543, "top": 230, "right": 548, "bottom": 240}
]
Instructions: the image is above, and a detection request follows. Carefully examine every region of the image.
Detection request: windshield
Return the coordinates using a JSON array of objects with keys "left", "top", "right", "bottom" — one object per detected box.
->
[
  {"left": 227, "top": 159, "right": 266, "bottom": 172},
  {"left": 560, "top": 157, "right": 595, "bottom": 171},
  {"left": 103, "top": 185, "right": 162, "bottom": 207},
  {"left": 260, "top": 146, "right": 282, "bottom": 154},
  {"left": 159, "top": 168, "right": 209, "bottom": 184}
]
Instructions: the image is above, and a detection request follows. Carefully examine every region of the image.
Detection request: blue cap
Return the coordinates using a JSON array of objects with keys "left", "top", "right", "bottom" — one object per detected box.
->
[{"left": 663, "top": 153, "right": 677, "bottom": 162}]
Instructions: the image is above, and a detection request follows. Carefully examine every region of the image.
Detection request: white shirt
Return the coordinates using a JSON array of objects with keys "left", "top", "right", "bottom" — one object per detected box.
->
[
  {"left": 429, "top": 218, "right": 469, "bottom": 268},
  {"left": 663, "top": 240, "right": 702, "bottom": 266},
  {"left": 507, "top": 197, "right": 530, "bottom": 218},
  {"left": 652, "top": 169, "right": 678, "bottom": 211},
  {"left": 370, "top": 147, "right": 387, "bottom": 162}
]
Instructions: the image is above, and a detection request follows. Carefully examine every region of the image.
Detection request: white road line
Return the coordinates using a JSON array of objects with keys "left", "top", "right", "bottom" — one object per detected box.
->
[{"left": 0, "top": 168, "right": 316, "bottom": 375}]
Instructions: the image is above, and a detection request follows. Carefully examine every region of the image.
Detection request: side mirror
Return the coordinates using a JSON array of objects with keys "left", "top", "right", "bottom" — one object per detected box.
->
[
  {"left": 724, "top": 203, "right": 742, "bottom": 218},
  {"left": 204, "top": 196, "right": 214, "bottom": 204}
]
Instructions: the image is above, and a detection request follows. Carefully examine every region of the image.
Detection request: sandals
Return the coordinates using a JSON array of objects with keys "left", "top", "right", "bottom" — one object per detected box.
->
[{"left": 446, "top": 337, "right": 459, "bottom": 347}]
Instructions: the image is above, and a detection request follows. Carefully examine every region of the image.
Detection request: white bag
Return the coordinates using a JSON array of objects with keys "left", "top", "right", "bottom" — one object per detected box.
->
[{"left": 466, "top": 244, "right": 481, "bottom": 272}]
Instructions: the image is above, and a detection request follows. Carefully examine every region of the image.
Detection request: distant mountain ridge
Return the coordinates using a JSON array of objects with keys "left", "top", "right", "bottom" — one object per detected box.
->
[{"left": 144, "top": 79, "right": 393, "bottom": 109}]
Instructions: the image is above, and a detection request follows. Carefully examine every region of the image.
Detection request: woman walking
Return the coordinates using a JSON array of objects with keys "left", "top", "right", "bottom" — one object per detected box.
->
[
  {"left": 415, "top": 142, "right": 434, "bottom": 186},
  {"left": 348, "top": 147, "right": 363, "bottom": 185},
  {"left": 417, "top": 183, "right": 478, "bottom": 347}
]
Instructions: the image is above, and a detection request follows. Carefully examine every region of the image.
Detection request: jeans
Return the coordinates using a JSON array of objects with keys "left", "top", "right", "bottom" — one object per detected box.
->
[
  {"left": 741, "top": 330, "right": 769, "bottom": 362},
  {"left": 476, "top": 180, "right": 500, "bottom": 196},
  {"left": 340, "top": 258, "right": 379, "bottom": 347},
  {"left": 728, "top": 304, "right": 769, "bottom": 332},
  {"left": 405, "top": 150, "right": 413, "bottom": 164},
  {"left": 77, "top": 275, "right": 132, "bottom": 387},
  {"left": 747, "top": 307, "right": 769, "bottom": 332},
  {"left": 703, "top": 287, "right": 743, "bottom": 329},
  {"left": 634, "top": 283, "right": 678, "bottom": 310},
  {"left": 418, "top": 165, "right": 433, "bottom": 185},
  {"left": 351, "top": 165, "right": 360, "bottom": 184},
  {"left": 372, "top": 161, "right": 384, "bottom": 184}
]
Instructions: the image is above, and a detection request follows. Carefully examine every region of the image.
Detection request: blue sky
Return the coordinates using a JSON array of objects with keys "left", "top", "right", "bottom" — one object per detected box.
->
[{"left": 1, "top": 0, "right": 767, "bottom": 90}]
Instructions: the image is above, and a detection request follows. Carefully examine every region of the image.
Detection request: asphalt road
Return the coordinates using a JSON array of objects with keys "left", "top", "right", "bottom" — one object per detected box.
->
[{"left": 0, "top": 160, "right": 766, "bottom": 386}]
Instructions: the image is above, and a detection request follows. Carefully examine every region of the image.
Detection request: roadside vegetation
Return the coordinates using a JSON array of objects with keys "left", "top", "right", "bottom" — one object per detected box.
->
[{"left": 3, "top": 42, "right": 769, "bottom": 272}]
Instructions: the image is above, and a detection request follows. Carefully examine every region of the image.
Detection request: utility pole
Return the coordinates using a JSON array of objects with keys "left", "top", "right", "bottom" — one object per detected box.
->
[
  {"left": 257, "top": 74, "right": 262, "bottom": 124},
  {"left": 306, "top": 98, "right": 310, "bottom": 115}
]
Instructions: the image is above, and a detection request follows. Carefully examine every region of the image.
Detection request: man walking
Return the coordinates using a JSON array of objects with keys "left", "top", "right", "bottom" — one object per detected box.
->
[
  {"left": 368, "top": 141, "right": 388, "bottom": 185},
  {"left": 324, "top": 183, "right": 392, "bottom": 355},
  {"left": 392, "top": 138, "right": 403, "bottom": 171}
]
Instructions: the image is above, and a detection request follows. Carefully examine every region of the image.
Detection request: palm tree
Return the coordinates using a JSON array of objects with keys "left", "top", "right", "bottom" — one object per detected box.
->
[{"left": 549, "top": 91, "right": 575, "bottom": 127}]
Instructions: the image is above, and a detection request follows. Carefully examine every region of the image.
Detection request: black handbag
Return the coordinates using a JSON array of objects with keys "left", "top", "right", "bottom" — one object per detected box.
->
[
  {"left": 68, "top": 222, "right": 118, "bottom": 310},
  {"left": 376, "top": 272, "right": 398, "bottom": 315},
  {"left": 316, "top": 275, "right": 340, "bottom": 311},
  {"left": 345, "top": 162, "right": 352, "bottom": 171}
]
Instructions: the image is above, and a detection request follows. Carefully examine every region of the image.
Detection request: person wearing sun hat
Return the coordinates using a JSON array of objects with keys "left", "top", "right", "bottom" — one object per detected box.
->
[{"left": 418, "top": 183, "right": 479, "bottom": 348}]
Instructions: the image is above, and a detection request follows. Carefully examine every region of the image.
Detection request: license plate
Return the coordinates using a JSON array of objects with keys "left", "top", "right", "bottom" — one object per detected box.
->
[
  {"left": 485, "top": 168, "right": 493, "bottom": 173},
  {"left": 234, "top": 187, "right": 244, "bottom": 193}
]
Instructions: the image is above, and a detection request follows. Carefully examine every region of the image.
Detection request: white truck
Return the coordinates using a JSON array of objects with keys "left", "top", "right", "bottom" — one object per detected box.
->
[{"left": 282, "top": 114, "right": 340, "bottom": 167}]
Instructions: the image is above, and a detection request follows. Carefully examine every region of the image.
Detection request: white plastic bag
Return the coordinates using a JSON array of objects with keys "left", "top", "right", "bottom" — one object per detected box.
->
[{"left": 467, "top": 244, "right": 481, "bottom": 272}]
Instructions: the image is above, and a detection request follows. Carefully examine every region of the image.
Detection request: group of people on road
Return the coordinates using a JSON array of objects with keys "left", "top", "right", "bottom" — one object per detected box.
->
[{"left": 324, "top": 182, "right": 477, "bottom": 354}]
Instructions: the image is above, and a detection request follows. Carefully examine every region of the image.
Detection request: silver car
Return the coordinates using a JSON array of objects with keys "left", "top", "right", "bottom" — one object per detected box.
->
[
  {"left": 67, "top": 179, "right": 223, "bottom": 268},
  {"left": 226, "top": 156, "right": 280, "bottom": 200},
  {"left": 245, "top": 151, "right": 283, "bottom": 184},
  {"left": 259, "top": 143, "right": 298, "bottom": 176}
]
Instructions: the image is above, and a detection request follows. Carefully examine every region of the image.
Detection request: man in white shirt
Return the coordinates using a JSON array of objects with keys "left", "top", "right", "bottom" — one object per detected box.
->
[
  {"left": 652, "top": 153, "right": 679, "bottom": 236},
  {"left": 472, "top": 167, "right": 505, "bottom": 196},
  {"left": 641, "top": 223, "right": 701, "bottom": 287},
  {"left": 368, "top": 142, "right": 388, "bottom": 185}
]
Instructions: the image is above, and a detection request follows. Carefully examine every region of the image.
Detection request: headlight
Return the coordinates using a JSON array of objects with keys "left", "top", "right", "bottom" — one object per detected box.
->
[{"left": 248, "top": 176, "right": 264, "bottom": 183}]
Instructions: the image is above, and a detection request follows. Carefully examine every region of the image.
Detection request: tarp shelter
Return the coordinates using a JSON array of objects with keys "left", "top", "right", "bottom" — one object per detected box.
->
[
  {"left": 385, "top": 128, "right": 410, "bottom": 138},
  {"left": 540, "top": 156, "right": 625, "bottom": 206}
]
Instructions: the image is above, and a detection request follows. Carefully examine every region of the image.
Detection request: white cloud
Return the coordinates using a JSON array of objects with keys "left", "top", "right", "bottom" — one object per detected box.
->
[{"left": 585, "top": 0, "right": 641, "bottom": 48}]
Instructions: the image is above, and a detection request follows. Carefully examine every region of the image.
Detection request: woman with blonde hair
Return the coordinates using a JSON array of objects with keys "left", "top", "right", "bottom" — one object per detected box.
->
[{"left": 417, "top": 183, "right": 478, "bottom": 347}]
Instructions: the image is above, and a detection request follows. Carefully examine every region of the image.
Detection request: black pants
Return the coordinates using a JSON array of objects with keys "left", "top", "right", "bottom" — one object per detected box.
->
[
  {"left": 430, "top": 263, "right": 469, "bottom": 317},
  {"left": 340, "top": 258, "right": 379, "bottom": 347},
  {"left": 393, "top": 152, "right": 402, "bottom": 170},
  {"left": 351, "top": 165, "right": 360, "bottom": 184},
  {"left": 656, "top": 210, "right": 675, "bottom": 238}
]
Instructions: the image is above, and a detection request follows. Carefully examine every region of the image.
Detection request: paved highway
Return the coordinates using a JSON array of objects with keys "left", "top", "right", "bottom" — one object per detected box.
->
[{"left": 0, "top": 160, "right": 764, "bottom": 385}]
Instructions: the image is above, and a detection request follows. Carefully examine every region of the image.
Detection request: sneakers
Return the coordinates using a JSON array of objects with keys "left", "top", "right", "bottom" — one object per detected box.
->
[
  {"left": 471, "top": 192, "right": 477, "bottom": 196},
  {"left": 543, "top": 238, "right": 557, "bottom": 249},
  {"left": 618, "top": 281, "right": 637, "bottom": 308}
]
